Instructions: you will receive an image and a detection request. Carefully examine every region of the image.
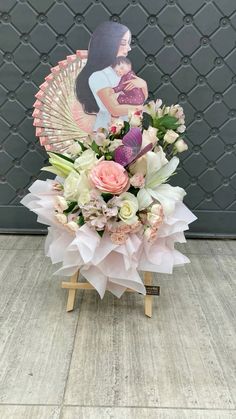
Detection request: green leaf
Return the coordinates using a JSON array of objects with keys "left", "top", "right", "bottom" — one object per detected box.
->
[
  {"left": 50, "top": 152, "right": 74, "bottom": 163},
  {"left": 105, "top": 154, "right": 112, "bottom": 160},
  {"left": 122, "top": 121, "right": 130, "bottom": 135},
  {"left": 101, "top": 193, "right": 113, "bottom": 202},
  {"left": 91, "top": 140, "right": 100, "bottom": 155},
  {"left": 142, "top": 112, "right": 153, "bottom": 130},
  {"left": 97, "top": 230, "right": 104, "bottom": 237},
  {"left": 127, "top": 185, "right": 139, "bottom": 196},
  {"left": 77, "top": 141, "right": 86, "bottom": 151},
  {"left": 63, "top": 201, "right": 78, "bottom": 214},
  {"left": 154, "top": 115, "right": 179, "bottom": 130},
  {"left": 77, "top": 214, "right": 85, "bottom": 226}
]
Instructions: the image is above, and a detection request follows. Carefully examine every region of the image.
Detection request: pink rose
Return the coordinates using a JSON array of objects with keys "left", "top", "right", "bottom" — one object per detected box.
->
[{"left": 89, "top": 161, "right": 130, "bottom": 195}]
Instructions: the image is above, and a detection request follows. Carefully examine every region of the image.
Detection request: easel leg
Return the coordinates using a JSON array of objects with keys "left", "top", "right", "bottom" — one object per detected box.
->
[
  {"left": 66, "top": 270, "right": 79, "bottom": 312},
  {"left": 144, "top": 271, "right": 153, "bottom": 318}
]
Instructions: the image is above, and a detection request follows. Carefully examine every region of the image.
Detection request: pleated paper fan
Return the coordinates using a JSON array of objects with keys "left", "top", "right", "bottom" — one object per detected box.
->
[{"left": 32, "top": 50, "right": 95, "bottom": 153}]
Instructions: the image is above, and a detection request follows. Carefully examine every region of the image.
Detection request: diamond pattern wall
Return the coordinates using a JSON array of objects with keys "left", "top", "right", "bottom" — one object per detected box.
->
[{"left": 0, "top": 0, "right": 236, "bottom": 235}]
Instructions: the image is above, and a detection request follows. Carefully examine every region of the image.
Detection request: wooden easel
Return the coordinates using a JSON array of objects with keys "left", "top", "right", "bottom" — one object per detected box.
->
[{"left": 61, "top": 271, "right": 159, "bottom": 317}]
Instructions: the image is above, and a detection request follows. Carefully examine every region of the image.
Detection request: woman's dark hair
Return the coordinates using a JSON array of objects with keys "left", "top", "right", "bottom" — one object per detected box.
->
[{"left": 75, "top": 21, "right": 130, "bottom": 114}]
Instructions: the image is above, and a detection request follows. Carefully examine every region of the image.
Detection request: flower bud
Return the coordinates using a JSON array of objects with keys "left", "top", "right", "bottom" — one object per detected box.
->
[
  {"left": 175, "top": 139, "right": 188, "bottom": 153},
  {"left": 177, "top": 125, "right": 186, "bottom": 133}
]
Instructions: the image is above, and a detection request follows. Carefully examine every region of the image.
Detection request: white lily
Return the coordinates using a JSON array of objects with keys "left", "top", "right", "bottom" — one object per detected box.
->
[
  {"left": 137, "top": 151, "right": 186, "bottom": 215},
  {"left": 137, "top": 188, "right": 153, "bottom": 210},
  {"left": 145, "top": 153, "right": 179, "bottom": 188}
]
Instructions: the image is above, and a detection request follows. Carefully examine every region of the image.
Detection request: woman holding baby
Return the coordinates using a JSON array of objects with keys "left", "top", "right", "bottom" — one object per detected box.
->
[{"left": 75, "top": 21, "right": 148, "bottom": 132}]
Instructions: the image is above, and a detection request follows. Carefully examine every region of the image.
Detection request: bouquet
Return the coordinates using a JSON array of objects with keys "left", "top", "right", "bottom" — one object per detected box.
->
[
  {"left": 42, "top": 101, "right": 188, "bottom": 241},
  {"left": 21, "top": 100, "right": 196, "bottom": 298}
]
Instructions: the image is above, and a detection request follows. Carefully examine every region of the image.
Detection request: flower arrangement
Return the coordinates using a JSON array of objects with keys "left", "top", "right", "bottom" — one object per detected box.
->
[
  {"left": 22, "top": 99, "right": 196, "bottom": 298},
  {"left": 42, "top": 100, "right": 188, "bottom": 244}
]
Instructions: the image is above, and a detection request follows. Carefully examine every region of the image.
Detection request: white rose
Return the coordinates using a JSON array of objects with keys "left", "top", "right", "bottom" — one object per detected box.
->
[
  {"left": 118, "top": 192, "right": 139, "bottom": 224},
  {"left": 54, "top": 196, "right": 68, "bottom": 212},
  {"left": 175, "top": 139, "right": 188, "bottom": 153},
  {"left": 64, "top": 171, "right": 91, "bottom": 201},
  {"left": 164, "top": 129, "right": 179, "bottom": 144},
  {"left": 67, "top": 142, "right": 82, "bottom": 156},
  {"left": 55, "top": 213, "right": 67, "bottom": 224},
  {"left": 74, "top": 149, "right": 98, "bottom": 172}
]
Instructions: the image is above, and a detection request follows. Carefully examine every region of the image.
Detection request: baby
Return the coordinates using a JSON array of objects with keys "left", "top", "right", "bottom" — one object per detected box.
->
[{"left": 112, "top": 57, "right": 145, "bottom": 105}]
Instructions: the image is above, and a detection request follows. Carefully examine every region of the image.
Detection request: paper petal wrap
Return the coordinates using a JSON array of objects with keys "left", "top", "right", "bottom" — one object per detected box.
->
[{"left": 21, "top": 179, "right": 196, "bottom": 298}]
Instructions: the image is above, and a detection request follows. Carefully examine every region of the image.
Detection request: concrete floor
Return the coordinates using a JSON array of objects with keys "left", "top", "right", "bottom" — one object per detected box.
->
[{"left": 0, "top": 236, "right": 235, "bottom": 419}]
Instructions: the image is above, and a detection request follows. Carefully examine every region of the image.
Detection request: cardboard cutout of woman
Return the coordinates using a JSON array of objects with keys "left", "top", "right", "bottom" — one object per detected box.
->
[{"left": 75, "top": 21, "right": 148, "bottom": 132}]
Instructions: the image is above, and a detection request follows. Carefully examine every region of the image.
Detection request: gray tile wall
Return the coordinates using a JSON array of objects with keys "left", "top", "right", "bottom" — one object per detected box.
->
[{"left": 0, "top": 0, "right": 236, "bottom": 235}]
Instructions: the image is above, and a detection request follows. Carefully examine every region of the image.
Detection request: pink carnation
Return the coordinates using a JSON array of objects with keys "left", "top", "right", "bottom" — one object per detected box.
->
[
  {"left": 90, "top": 161, "right": 130, "bottom": 195},
  {"left": 106, "top": 221, "right": 138, "bottom": 234},
  {"left": 129, "top": 221, "right": 142, "bottom": 233},
  {"left": 110, "top": 232, "right": 128, "bottom": 245}
]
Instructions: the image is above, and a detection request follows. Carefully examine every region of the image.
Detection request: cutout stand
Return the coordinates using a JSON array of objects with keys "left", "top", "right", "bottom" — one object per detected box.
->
[{"left": 61, "top": 271, "right": 160, "bottom": 318}]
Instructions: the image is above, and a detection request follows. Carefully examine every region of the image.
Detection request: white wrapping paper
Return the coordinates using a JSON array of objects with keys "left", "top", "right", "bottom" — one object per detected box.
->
[{"left": 21, "top": 179, "right": 197, "bottom": 298}]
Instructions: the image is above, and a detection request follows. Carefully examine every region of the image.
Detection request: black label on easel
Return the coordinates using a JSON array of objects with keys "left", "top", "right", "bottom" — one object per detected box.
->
[{"left": 145, "top": 285, "right": 160, "bottom": 295}]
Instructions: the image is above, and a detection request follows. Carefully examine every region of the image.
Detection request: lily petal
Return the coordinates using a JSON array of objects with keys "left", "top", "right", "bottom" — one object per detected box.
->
[
  {"left": 41, "top": 166, "right": 66, "bottom": 177},
  {"left": 137, "top": 188, "right": 153, "bottom": 210},
  {"left": 146, "top": 156, "right": 179, "bottom": 189},
  {"left": 147, "top": 184, "right": 186, "bottom": 215}
]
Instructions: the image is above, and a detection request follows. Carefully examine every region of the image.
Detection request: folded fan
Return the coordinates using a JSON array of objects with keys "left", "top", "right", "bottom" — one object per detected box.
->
[{"left": 32, "top": 50, "right": 90, "bottom": 153}]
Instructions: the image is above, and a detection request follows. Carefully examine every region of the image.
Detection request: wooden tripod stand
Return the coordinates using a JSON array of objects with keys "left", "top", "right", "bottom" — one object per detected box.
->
[{"left": 61, "top": 271, "right": 158, "bottom": 317}]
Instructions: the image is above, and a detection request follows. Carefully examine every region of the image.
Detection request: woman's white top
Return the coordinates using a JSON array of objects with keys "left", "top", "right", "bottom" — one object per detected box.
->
[{"left": 88, "top": 66, "right": 122, "bottom": 131}]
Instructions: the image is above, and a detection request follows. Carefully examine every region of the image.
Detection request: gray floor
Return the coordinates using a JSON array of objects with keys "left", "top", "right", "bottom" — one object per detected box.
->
[{"left": 0, "top": 236, "right": 235, "bottom": 419}]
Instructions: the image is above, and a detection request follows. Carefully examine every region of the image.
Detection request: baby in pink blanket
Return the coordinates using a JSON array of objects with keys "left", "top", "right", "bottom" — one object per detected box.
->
[{"left": 112, "top": 57, "right": 145, "bottom": 105}]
